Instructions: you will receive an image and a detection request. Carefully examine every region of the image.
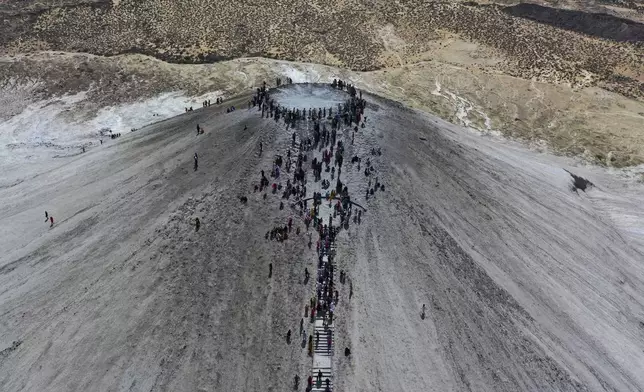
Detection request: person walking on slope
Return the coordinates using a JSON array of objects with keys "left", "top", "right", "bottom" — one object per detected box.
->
[
  {"left": 194, "top": 153, "right": 198, "bottom": 171},
  {"left": 45, "top": 211, "right": 48, "bottom": 222},
  {"left": 49, "top": 216, "right": 54, "bottom": 228}
]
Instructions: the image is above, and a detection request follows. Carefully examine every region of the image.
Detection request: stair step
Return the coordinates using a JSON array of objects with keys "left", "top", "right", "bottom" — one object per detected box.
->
[
  {"left": 311, "top": 371, "right": 332, "bottom": 376},
  {"left": 311, "top": 385, "right": 334, "bottom": 390},
  {"left": 310, "top": 232, "right": 338, "bottom": 390}
]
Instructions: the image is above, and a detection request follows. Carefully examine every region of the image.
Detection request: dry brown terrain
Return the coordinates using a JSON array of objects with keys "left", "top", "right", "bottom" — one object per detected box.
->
[
  {"left": 0, "top": 0, "right": 642, "bottom": 97},
  {"left": 1, "top": 0, "right": 643, "bottom": 168},
  {"left": 2, "top": 49, "right": 643, "bottom": 168}
]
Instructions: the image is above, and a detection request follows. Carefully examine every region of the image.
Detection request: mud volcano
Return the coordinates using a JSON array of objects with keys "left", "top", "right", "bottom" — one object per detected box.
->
[{"left": 1, "top": 83, "right": 643, "bottom": 392}]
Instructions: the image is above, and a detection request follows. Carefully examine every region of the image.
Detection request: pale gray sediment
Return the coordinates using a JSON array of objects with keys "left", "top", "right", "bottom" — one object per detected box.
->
[{"left": 0, "top": 84, "right": 643, "bottom": 391}]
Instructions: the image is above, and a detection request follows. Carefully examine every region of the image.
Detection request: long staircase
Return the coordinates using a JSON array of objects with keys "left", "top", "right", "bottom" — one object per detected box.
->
[{"left": 310, "top": 244, "right": 336, "bottom": 392}]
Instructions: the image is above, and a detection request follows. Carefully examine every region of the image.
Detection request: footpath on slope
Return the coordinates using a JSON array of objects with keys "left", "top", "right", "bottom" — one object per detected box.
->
[{"left": 236, "top": 79, "right": 385, "bottom": 391}]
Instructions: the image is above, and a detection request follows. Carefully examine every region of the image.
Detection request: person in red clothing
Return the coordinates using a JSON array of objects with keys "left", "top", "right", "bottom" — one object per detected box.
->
[{"left": 49, "top": 216, "right": 54, "bottom": 227}]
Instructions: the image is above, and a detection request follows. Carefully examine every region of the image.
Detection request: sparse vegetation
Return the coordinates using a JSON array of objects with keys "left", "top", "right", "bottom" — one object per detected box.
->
[{"left": 0, "top": 0, "right": 641, "bottom": 99}]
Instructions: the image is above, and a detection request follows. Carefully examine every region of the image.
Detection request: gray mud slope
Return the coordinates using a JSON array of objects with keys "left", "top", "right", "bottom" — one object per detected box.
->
[
  {"left": 0, "top": 96, "right": 312, "bottom": 391},
  {"left": 332, "top": 96, "right": 644, "bottom": 391},
  {"left": 1, "top": 86, "right": 644, "bottom": 392}
]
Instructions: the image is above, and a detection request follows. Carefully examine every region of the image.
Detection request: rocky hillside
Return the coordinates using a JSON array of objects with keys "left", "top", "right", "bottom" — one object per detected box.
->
[{"left": 1, "top": 0, "right": 642, "bottom": 98}]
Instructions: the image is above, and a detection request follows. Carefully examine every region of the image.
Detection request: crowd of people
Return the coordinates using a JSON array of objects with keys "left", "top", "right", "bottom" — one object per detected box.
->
[
  {"left": 196, "top": 96, "right": 225, "bottom": 110},
  {"left": 237, "top": 78, "right": 380, "bottom": 391}
]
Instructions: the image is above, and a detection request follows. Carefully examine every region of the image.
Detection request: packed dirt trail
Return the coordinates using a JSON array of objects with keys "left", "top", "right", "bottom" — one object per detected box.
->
[{"left": 1, "top": 83, "right": 644, "bottom": 392}]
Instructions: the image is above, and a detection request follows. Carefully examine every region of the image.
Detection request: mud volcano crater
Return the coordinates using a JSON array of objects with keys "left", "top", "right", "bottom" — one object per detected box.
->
[{"left": 272, "top": 83, "right": 351, "bottom": 109}]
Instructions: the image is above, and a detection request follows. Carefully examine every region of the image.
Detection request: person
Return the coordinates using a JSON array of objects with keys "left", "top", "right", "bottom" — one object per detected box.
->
[
  {"left": 195, "top": 217, "right": 200, "bottom": 232},
  {"left": 300, "top": 318, "right": 304, "bottom": 334},
  {"left": 194, "top": 153, "right": 198, "bottom": 171},
  {"left": 259, "top": 141, "right": 263, "bottom": 154},
  {"left": 269, "top": 263, "right": 273, "bottom": 278},
  {"left": 287, "top": 329, "right": 292, "bottom": 343},
  {"left": 45, "top": 211, "right": 48, "bottom": 222},
  {"left": 316, "top": 331, "right": 320, "bottom": 348},
  {"left": 196, "top": 124, "right": 200, "bottom": 135},
  {"left": 421, "top": 304, "right": 426, "bottom": 319},
  {"left": 49, "top": 216, "right": 54, "bottom": 227},
  {"left": 317, "top": 370, "right": 323, "bottom": 387},
  {"left": 294, "top": 374, "right": 300, "bottom": 390}
]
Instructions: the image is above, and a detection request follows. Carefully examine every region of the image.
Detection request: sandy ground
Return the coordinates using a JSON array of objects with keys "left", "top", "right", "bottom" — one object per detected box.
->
[{"left": 1, "top": 85, "right": 644, "bottom": 391}]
